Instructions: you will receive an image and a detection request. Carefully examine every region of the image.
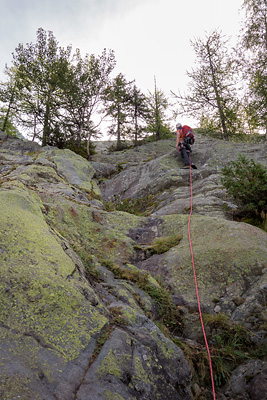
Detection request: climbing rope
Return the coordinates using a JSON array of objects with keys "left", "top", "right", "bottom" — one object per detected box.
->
[{"left": 188, "top": 155, "right": 216, "bottom": 400}]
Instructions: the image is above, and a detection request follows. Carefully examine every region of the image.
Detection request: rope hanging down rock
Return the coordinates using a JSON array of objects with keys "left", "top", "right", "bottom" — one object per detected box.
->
[{"left": 187, "top": 155, "right": 216, "bottom": 400}]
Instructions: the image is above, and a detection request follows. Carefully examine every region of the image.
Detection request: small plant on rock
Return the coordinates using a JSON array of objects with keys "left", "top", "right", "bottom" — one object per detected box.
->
[{"left": 147, "top": 233, "right": 183, "bottom": 255}]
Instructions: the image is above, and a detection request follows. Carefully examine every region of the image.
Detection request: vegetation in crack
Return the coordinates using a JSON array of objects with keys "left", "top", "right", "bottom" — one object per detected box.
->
[
  {"left": 101, "top": 261, "right": 184, "bottom": 335},
  {"left": 175, "top": 312, "right": 267, "bottom": 394},
  {"left": 105, "top": 194, "right": 158, "bottom": 216},
  {"left": 142, "top": 233, "right": 183, "bottom": 257}
]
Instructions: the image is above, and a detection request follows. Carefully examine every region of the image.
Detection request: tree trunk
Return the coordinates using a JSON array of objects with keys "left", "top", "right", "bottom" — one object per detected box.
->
[
  {"left": 77, "top": 127, "right": 82, "bottom": 148},
  {"left": 2, "top": 87, "right": 15, "bottom": 132},
  {"left": 87, "top": 133, "right": 91, "bottom": 160},
  {"left": 116, "top": 105, "right": 122, "bottom": 150},
  {"left": 134, "top": 111, "right": 138, "bottom": 146},
  {"left": 42, "top": 98, "right": 50, "bottom": 146}
]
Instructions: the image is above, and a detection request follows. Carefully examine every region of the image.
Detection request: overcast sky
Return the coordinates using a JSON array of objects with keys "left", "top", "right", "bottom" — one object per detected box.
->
[{"left": 0, "top": 0, "right": 245, "bottom": 128}]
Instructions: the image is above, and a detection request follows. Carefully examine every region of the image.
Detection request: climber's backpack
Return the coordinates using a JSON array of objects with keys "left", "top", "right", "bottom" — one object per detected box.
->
[{"left": 182, "top": 125, "right": 195, "bottom": 145}]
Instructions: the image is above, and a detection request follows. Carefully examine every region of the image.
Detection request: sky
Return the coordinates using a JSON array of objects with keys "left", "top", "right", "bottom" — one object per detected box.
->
[{"left": 0, "top": 0, "right": 245, "bottom": 130}]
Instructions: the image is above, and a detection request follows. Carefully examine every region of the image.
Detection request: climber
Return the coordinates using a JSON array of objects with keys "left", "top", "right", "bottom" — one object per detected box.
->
[{"left": 175, "top": 123, "right": 197, "bottom": 169}]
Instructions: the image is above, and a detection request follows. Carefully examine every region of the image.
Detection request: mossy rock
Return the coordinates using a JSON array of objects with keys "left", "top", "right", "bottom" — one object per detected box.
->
[
  {"left": 45, "top": 200, "right": 142, "bottom": 265},
  {"left": 138, "top": 214, "right": 267, "bottom": 310},
  {"left": 0, "top": 187, "right": 108, "bottom": 397},
  {"left": 39, "top": 147, "right": 100, "bottom": 196},
  {"left": 76, "top": 327, "right": 192, "bottom": 400}
]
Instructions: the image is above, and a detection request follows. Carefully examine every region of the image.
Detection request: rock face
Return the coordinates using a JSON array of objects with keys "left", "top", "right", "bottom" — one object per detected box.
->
[{"left": 0, "top": 134, "right": 266, "bottom": 399}]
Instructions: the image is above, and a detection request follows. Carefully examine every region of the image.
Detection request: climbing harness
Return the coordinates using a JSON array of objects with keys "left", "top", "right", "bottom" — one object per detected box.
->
[{"left": 188, "top": 155, "right": 216, "bottom": 400}]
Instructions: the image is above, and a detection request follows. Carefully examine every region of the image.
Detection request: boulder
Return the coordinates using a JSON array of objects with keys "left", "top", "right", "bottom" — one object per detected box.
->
[{"left": 223, "top": 360, "right": 267, "bottom": 400}]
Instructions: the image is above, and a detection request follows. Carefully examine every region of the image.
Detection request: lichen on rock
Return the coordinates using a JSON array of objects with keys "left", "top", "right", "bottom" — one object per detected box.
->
[{"left": 1, "top": 134, "right": 267, "bottom": 399}]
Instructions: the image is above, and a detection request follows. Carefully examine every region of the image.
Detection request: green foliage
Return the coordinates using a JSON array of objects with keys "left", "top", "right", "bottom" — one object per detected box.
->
[
  {"left": 0, "top": 116, "right": 24, "bottom": 138},
  {"left": 135, "top": 131, "right": 175, "bottom": 146},
  {"left": 195, "top": 127, "right": 265, "bottom": 143},
  {"left": 1, "top": 28, "right": 174, "bottom": 149},
  {"left": 174, "top": 29, "right": 240, "bottom": 140},
  {"left": 203, "top": 313, "right": 262, "bottom": 387},
  {"left": 221, "top": 154, "right": 267, "bottom": 224},
  {"left": 129, "top": 84, "right": 150, "bottom": 145},
  {"left": 11, "top": 28, "right": 73, "bottom": 146},
  {"left": 199, "top": 114, "right": 221, "bottom": 135},
  {"left": 62, "top": 140, "right": 96, "bottom": 159},
  {"left": 241, "top": 0, "right": 267, "bottom": 134},
  {"left": 62, "top": 48, "right": 116, "bottom": 154},
  {"left": 145, "top": 77, "right": 170, "bottom": 140},
  {"left": 2, "top": 29, "right": 116, "bottom": 150},
  {"left": 104, "top": 73, "right": 134, "bottom": 150},
  {"left": 145, "top": 234, "right": 183, "bottom": 255}
]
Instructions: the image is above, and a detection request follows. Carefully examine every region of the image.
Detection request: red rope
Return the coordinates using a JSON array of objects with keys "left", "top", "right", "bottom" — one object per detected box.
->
[{"left": 188, "top": 156, "right": 216, "bottom": 400}]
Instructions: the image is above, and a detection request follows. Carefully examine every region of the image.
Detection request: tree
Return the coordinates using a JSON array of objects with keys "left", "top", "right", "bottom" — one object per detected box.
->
[
  {"left": 128, "top": 84, "right": 149, "bottom": 146},
  {"left": 62, "top": 48, "right": 116, "bottom": 157},
  {"left": 146, "top": 77, "right": 170, "bottom": 140},
  {"left": 0, "top": 67, "right": 19, "bottom": 133},
  {"left": 10, "top": 28, "right": 72, "bottom": 146},
  {"left": 240, "top": 0, "right": 267, "bottom": 138},
  {"left": 173, "top": 30, "right": 240, "bottom": 140},
  {"left": 3, "top": 28, "right": 117, "bottom": 153},
  {"left": 104, "top": 73, "right": 133, "bottom": 150}
]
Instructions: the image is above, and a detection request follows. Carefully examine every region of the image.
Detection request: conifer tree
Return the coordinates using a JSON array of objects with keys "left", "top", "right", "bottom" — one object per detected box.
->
[
  {"left": 62, "top": 48, "right": 116, "bottom": 157},
  {"left": 241, "top": 0, "right": 267, "bottom": 138},
  {"left": 146, "top": 77, "right": 169, "bottom": 140},
  {"left": 104, "top": 73, "right": 133, "bottom": 150},
  {"left": 10, "top": 28, "right": 71, "bottom": 146},
  {"left": 129, "top": 84, "right": 149, "bottom": 146},
  {"left": 0, "top": 67, "right": 19, "bottom": 133},
  {"left": 173, "top": 30, "right": 240, "bottom": 140}
]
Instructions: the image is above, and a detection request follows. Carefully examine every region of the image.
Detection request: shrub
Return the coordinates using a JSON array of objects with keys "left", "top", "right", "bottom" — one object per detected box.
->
[{"left": 221, "top": 155, "right": 267, "bottom": 224}]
